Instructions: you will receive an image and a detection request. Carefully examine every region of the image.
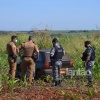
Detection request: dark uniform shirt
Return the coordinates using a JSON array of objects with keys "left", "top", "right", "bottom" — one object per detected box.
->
[
  {"left": 85, "top": 46, "right": 93, "bottom": 56},
  {"left": 50, "top": 43, "right": 65, "bottom": 57},
  {"left": 85, "top": 46, "right": 94, "bottom": 66}
]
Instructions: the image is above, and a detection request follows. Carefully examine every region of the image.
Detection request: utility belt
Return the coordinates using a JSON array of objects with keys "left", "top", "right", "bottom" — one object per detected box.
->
[
  {"left": 51, "top": 59, "right": 62, "bottom": 65},
  {"left": 8, "top": 54, "right": 17, "bottom": 62},
  {"left": 51, "top": 59, "right": 62, "bottom": 62},
  {"left": 22, "top": 56, "right": 37, "bottom": 61},
  {"left": 22, "top": 56, "right": 32, "bottom": 58},
  {"left": 85, "top": 60, "right": 94, "bottom": 63}
]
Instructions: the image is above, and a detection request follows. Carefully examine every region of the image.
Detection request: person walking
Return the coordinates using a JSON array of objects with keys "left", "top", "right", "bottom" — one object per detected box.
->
[{"left": 50, "top": 38, "right": 65, "bottom": 86}]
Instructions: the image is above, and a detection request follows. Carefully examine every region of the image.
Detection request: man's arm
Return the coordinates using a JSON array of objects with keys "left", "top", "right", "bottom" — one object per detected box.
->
[
  {"left": 63, "top": 51, "right": 65, "bottom": 56},
  {"left": 84, "top": 48, "right": 92, "bottom": 67},
  {"left": 50, "top": 47, "right": 55, "bottom": 57},
  {"left": 62, "top": 47, "right": 65, "bottom": 56},
  {"left": 34, "top": 45, "right": 39, "bottom": 58},
  {"left": 17, "top": 43, "right": 24, "bottom": 55},
  {"left": 84, "top": 55, "right": 91, "bottom": 67}
]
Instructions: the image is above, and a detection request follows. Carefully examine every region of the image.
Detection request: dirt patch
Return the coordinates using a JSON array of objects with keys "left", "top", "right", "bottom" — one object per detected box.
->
[{"left": 0, "top": 82, "right": 100, "bottom": 100}]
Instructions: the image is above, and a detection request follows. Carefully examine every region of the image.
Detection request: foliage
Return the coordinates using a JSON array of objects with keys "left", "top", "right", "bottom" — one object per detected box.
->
[
  {"left": 62, "top": 91, "right": 67, "bottom": 100},
  {"left": 0, "top": 31, "right": 100, "bottom": 99},
  {"left": 0, "top": 31, "right": 100, "bottom": 78},
  {"left": 88, "top": 88, "right": 94, "bottom": 100},
  {"left": 44, "top": 75, "right": 53, "bottom": 83}
]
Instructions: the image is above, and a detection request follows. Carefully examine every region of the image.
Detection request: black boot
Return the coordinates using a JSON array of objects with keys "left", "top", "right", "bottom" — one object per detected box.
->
[
  {"left": 55, "top": 83, "right": 57, "bottom": 86},
  {"left": 86, "top": 82, "right": 93, "bottom": 87},
  {"left": 58, "top": 80, "right": 62, "bottom": 86},
  {"left": 55, "top": 81, "right": 58, "bottom": 86},
  {"left": 55, "top": 80, "right": 62, "bottom": 87}
]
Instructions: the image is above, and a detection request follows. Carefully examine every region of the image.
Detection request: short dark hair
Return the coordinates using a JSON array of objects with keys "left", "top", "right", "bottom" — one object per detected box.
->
[
  {"left": 11, "top": 35, "right": 17, "bottom": 40},
  {"left": 28, "top": 36, "right": 34, "bottom": 41},
  {"left": 52, "top": 38, "right": 58, "bottom": 43},
  {"left": 84, "top": 41, "right": 91, "bottom": 45}
]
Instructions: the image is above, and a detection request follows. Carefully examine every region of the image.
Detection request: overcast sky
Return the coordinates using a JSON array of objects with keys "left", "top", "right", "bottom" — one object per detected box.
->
[{"left": 0, "top": 0, "right": 100, "bottom": 31}]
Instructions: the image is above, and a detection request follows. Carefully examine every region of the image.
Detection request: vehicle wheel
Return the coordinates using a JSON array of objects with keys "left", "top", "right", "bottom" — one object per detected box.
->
[
  {"left": 35, "top": 69, "right": 45, "bottom": 79},
  {"left": 15, "top": 64, "right": 21, "bottom": 79}
]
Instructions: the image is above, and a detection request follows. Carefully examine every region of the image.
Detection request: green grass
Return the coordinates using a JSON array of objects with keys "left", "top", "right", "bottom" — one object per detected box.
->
[{"left": 0, "top": 31, "right": 100, "bottom": 94}]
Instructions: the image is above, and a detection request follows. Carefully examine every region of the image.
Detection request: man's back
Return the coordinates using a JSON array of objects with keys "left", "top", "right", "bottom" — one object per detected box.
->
[
  {"left": 53, "top": 45, "right": 64, "bottom": 60},
  {"left": 7, "top": 42, "right": 17, "bottom": 55},
  {"left": 18, "top": 41, "right": 36, "bottom": 57}
]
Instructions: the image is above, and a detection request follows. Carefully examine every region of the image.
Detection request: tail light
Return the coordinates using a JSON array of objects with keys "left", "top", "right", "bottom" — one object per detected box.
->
[
  {"left": 44, "top": 62, "right": 50, "bottom": 69},
  {"left": 70, "top": 61, "right": 73, "bottom": 67}
]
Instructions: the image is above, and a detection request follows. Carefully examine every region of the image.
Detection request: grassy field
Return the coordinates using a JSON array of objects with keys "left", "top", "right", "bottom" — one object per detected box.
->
[
  {"left": 0, "top": 31, "right": 100, "bottom": 99},
  {"left": 0, "top": 31, "right": 100, "bottom": 76}
]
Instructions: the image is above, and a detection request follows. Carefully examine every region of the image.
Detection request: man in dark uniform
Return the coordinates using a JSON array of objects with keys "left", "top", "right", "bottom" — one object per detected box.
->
[
  {"left": 17, "top": 36, "right": 39, "bottom": 85},
  {"left": 50, "top": 38, "right": 65, "bottom": 86},
  {"left": 6, "top": 35, "right": 18, "bottom": 79},
  {"left": 82, "top": 41, "right": 95, "bottom": 87}
]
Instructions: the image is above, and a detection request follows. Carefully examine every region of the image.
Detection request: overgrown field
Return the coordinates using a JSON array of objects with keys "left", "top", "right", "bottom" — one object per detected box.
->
[{"left": 0, "top": 31, "right": 100, "bottom": 100}]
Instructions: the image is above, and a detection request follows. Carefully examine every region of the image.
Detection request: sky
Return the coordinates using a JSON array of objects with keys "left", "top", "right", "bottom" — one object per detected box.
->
[{"left": 0, "top": 0, "right": 100, "bottom": 31}]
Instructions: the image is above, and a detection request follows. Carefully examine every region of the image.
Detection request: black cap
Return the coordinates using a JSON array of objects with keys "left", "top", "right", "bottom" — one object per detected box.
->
[
  {"left": 11, "top": 35, "right": 17, "bottom": 40},
  {"left": 84, "top": 41, "right": 91, "bottom": 45},
  {"left": 28, "top": 36, "right": 34, "bottom": 40},
  {"left": 52, "top": 38, "right": 58, "bottom": 43}
]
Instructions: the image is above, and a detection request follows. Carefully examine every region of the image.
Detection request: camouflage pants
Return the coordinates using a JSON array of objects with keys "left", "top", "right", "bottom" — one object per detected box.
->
[
  {"left": 86, "top": 61, "right": 94, "bottom": 82},
  {"left": 52, "top": 61, "right": 62, "bottom": 82}
]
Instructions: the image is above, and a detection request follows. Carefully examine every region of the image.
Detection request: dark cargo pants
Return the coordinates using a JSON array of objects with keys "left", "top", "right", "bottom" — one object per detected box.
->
[
  {"left": 52, "top": 61, "right": 62, "bottom": 82},
  {"left": 86, "top": 61, "right": 94, "bottom": 82}
]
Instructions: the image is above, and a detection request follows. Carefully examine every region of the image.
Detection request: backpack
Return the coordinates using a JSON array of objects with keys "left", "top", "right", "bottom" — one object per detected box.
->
[
  {"left": 82, "top": 47, "right": 95, "bottom": 61},
  {"left": 90, "top": 47, "right": 95, "bottom": 61},
  {"left": 81, "top": 52, "right": 87, "bottom": 61}
]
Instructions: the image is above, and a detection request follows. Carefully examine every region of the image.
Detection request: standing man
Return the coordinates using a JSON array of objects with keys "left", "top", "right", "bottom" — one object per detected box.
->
[
  {"left": 82, "top": 41, "right": 95, "bottom": 87},
  {"left": 50, "top": 38, "right": 65, "bottom": 86},
  {"left": 17, "top": 36, "right": 39, "bottom": 85},
  {"left": 6, "top": 35, "right": 18, "bottom": 79}
]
